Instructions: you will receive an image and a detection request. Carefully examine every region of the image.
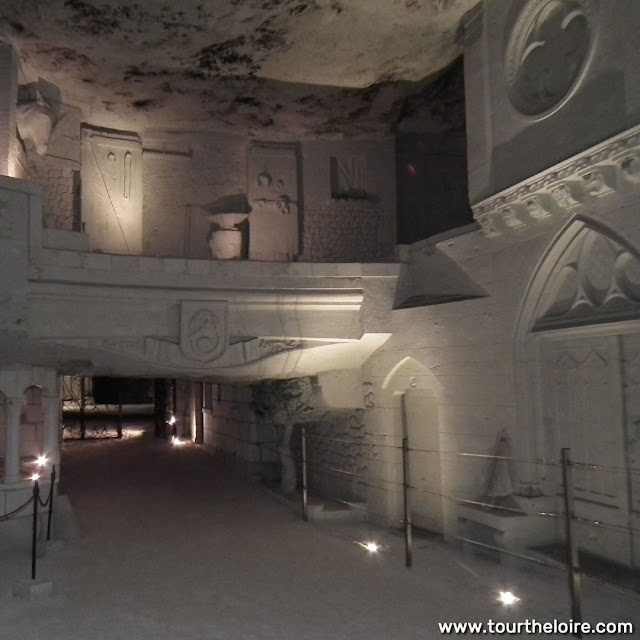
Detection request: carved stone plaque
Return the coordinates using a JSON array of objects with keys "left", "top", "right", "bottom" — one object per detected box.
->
[
  {"left": 504, "top": 0, "right": 592, "bottom": 116},
  {"left": 81, "top": 127, "right": 143, "bottom": 254},
  {"left": 179, "top": 301, "right": 227, "bottom": 364},
  {"left": 248, "top": 142, "right": 299, "bottom": 262}
]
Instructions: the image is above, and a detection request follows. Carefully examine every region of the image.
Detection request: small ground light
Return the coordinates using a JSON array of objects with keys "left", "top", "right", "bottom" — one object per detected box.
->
[
  {"left": 498, "top": 591, "right": 520, "bottom": 605},
  {"left": 171, "top": 435, "right": 186, "bottom": 447},
  {"left": 357, "top": 541, "right": 380, "bottom": 553},
  {"left": 35, "top": 454, "right": 48, "bottom": 467}
]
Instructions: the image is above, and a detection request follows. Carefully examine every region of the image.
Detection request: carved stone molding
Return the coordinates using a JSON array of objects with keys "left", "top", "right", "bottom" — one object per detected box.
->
[{"left": 473, "top": 125, "right": 640, "bottom": 238}]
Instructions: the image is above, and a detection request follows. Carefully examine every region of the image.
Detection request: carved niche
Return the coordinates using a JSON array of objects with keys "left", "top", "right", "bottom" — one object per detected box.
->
[
  {"left": 247, "top": 142, "right": 299, "bottom": 262},
  {"left": 80, "top": 127, "right": 143, "bottom": 254},
  {"left": 504, "top": 0, "right": 593, "bottom": 116}
]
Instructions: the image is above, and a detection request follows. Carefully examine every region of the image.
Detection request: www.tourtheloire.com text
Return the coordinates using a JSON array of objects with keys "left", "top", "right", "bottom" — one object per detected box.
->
[{"left": 438, "top": 619, "right": 634, "bottom": 635}]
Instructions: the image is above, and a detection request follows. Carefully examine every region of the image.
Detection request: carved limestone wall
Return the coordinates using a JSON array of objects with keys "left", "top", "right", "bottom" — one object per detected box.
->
[{"left": 301, "top": 382, "right": 378, "bottom": 503}]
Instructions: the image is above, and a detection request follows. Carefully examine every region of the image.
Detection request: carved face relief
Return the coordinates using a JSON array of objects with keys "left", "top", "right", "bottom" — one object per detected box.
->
[{"left": 504, "top": 0, "right": 592, "bottom": 116}]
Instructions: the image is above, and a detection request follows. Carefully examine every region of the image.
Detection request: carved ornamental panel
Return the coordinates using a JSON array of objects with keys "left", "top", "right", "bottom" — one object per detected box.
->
[
  {"left": 179, "top": 301, "right": 227, "bottom": 364},
  {"left": 80, "top": 127, "right": 143, "bottom": 254},
  {"left": 504, "top": 0, "right": 593, "bottom": 116},
  {"left": 247, "top": 142, "right": 299, "bottom": 262}
]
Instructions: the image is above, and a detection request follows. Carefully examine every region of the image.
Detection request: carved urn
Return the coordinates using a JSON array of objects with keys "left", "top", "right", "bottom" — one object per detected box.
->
[{"left": 206, "top": 212, "right": 249, "bottom": 260}]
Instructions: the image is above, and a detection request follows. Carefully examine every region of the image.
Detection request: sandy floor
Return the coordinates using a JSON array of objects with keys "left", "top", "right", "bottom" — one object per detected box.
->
[{"left": 0, "top": 430, "right": 637, "bottom": 639}]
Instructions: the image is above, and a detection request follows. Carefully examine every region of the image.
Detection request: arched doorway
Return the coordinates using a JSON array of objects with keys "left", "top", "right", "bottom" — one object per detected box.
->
[
  {"left": 380, "top": 356, "right": 444, "bottom": 534},
  {"left": 515, "top": 218, "right": 640, "bottom": 567}
]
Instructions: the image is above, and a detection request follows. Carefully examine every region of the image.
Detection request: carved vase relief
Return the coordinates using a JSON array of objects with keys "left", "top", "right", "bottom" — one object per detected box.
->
[
  {"left": 205, "top": 212, "right": 249, "bottom": 260},
  {"left": 504, "top": 0, "right": 592, "bottom": 116}
]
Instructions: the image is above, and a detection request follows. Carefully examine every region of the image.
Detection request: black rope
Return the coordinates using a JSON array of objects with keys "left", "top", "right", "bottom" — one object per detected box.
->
[{"left": 0, "top": 495, "right": 35, "bottom": 522}]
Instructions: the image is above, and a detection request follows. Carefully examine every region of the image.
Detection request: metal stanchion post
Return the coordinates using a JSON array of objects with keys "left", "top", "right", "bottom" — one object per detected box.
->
[
  {"left": 403, "top": 437, "right": 412, "bottom": 569},
  {"left": 32, "top": 480, "right": 39, "bottom": 580},
  {"left": 79, "top": 377, "right": 86, "bottom": 440},
  {"left": 47, "top": 465, "right": 56, "bottom": 541},
  {"left": 117, "top": 381, "right": 123, "bottom": 439},
  {"left": 562, "top": 448, "right": 583, "bottom": 639},
  {"left": 301, "top": 428, "right": 308, "bottom": 521}
]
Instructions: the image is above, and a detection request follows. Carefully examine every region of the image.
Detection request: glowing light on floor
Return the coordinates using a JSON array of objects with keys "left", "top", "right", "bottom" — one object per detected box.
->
[
  {"left": 171, "top": 435, "right": 186, "bottom": 447},
  {"left": 498, "top": 591, "right": 520, "bottom": 605},
  {"left": 35, "top": 455, "right": 48, "bottom": 467},
  {"left": 357, "top": 541, "right": 380, "bottom": 553}
]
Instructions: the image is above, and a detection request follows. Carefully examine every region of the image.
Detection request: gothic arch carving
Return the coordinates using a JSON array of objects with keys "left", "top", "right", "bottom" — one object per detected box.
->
[{"left": 516, "top": 218, "right": 640, "bottom": 339}]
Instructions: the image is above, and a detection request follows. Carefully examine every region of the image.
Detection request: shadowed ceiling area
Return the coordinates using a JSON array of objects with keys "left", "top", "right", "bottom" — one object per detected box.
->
[{"left": 0, "top": 0, "right": 475, "bottom": 136}]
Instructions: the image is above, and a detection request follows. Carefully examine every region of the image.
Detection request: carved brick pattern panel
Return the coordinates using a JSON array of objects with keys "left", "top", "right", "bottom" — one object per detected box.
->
[
  {"left": 28, "top": 157, "right": 77, "bottom": 231},
  {"left": 298, "top": 205, "right": 391, "bottom": 263}
]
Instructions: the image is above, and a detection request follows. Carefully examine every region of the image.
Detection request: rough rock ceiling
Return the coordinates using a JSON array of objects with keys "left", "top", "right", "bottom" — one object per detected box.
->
[{"left": 0, "top": 0, "right": 476, "bottom": 137}]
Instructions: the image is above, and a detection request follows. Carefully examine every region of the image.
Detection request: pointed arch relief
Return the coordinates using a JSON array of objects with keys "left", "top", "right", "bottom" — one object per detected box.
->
[
  {"left": 381, "top": 355, "right": 439, "bottom": 398},
  {"left": 518, "top": 219, "right": 640, "bottom": 336}
]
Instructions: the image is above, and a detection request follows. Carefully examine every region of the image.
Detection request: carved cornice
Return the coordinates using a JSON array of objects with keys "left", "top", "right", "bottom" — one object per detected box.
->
[{"left": 473, "top": 125, "right": 640, "bottom": 238}]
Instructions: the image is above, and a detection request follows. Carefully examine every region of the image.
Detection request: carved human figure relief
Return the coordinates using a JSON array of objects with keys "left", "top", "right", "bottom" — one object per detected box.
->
[{"left": 504, "top": 0, "right": 592, "bottom": 116}]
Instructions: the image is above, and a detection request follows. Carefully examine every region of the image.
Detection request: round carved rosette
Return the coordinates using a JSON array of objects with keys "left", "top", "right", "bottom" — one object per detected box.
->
[{"left": 504, "top": 0, "right": 593, "bottom": 117}]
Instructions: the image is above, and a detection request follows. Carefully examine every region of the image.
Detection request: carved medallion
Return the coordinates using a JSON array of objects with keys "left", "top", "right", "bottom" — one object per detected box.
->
[
  {"left": 504, "top": 0, "right": 592, "bottom": 116},
  {"left": 179, "top": 301, "right": 227, "bottom": 364}
]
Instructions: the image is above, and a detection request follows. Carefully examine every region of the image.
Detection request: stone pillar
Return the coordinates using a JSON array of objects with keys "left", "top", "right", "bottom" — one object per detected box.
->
[
  {"left": 0, "top": 43, "right": 18, "bottom": 177},
  {"left": 42, "top": 394, "right": 61, "bottom": 467},
  {"left": 4, "top": 398, "right": 22, "bottom": 483},
  {"left": 195, "top": 382, "right": 204, "bottom": 445}
]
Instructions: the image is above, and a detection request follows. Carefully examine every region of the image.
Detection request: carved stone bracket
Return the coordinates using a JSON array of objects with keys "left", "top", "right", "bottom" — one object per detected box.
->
[{"left": 473, "top": 125, "right": 640, "bottom": 238}]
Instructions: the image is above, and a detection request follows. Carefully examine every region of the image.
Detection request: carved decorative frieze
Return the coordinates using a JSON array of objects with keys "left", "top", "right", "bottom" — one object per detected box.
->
[{"left": 473, "top": 124, "right": 640, "bottom": 237}]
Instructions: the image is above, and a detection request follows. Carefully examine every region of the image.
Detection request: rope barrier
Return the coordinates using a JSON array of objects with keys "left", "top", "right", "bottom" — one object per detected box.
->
[
  {"left": 580, "top": 572, "right": 640, "bottom": 602},
  {"left": 0, "top": 494, "right": 35, "bottom": 522},
  {"left": 453, "top": 535, "right": 567, "bottom": 572}
]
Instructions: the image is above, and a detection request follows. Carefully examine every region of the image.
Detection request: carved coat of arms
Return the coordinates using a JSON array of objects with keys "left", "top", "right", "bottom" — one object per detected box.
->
[{"left": 179, "top": 301, "right": 227, "bottom": 363}]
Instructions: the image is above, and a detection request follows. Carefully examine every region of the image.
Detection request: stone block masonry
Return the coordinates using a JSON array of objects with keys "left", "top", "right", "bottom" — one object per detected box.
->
[{"left": 300, "top": 205, "right": 392, "bottom": 263}]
